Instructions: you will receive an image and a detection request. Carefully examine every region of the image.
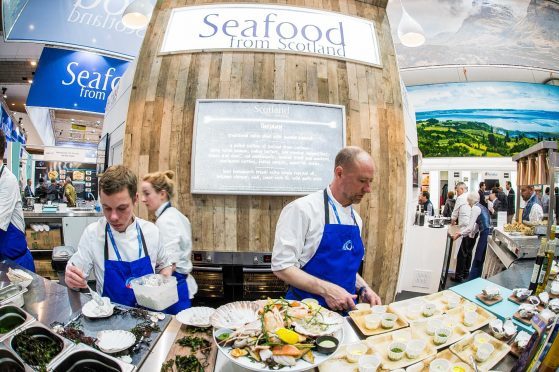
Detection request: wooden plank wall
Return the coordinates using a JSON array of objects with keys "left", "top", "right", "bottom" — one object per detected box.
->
[{"left": 124, "top": 0, "right": 406, "bottom": 302}]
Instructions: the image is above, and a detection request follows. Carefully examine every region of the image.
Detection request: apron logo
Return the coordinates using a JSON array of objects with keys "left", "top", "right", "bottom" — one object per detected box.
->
[
  {"left": 342, "top": 240, "right": 353, "bottom": 251},
  {"left": 125, "top": 277, "right": 136, "bottom": 288}
]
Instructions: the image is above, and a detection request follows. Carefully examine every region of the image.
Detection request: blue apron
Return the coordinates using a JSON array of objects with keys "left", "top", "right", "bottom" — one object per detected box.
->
[
  {"left": 0, "top": 166, "right": 35, "bottom": 272},
  {"left": 468, "top": 203, "right": 491, "bottom": 280},
  {"left": 522, "top": 193, "right": 539, "bottom": 222},
  {"left": 157, "top": 203, "right": 191, "bottom": 314},
  {"left": 102, "top": 223, "right": 154, "bottom": 307},
  {"left": 286, "top": 189, "right": 364, "bottom": 309}
]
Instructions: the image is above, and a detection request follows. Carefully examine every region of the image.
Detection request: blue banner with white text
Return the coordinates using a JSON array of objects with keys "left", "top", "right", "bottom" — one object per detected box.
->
[
  {"left": 3, "top": 0, "right": 144, "bottom": 59},
  {"left": 26, "top": 47, "right": 130, "bottom": 114}
]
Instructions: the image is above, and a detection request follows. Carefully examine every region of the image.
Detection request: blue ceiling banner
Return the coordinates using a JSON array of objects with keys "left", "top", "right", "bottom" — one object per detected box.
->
[
  {"left": 1, "top": 106, "right": 14, "bottom": 141},
  {"left": 26, "top": 47, "right": 130, "bottom": 114},
  {"left": 2, "top": 0, "right": 145, "bottom": 59}
]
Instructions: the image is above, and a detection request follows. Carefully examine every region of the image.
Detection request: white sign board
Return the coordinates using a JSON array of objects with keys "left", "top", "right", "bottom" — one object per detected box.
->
[
  {"left": 43, "top": 147, "right": 97, "bottom": 163},
  {"left": 161, "top": 4, "right": 381, "bottom": 66},
  {"left": 191, "top": 100, "right": 346, "bottom": 195}
]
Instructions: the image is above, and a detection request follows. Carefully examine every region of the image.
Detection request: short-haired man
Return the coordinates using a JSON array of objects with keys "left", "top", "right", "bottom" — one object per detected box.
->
[
  {"left": 0, "top": 130, "right": 35, "bottom": 271},
  {"left": 450, "top": 182, "right": 474, "bottom": 283},
  {"left": 65, "top": 165, "right": 173, "bottom": 308},
  {"left": 505, "top": 181, "right": 515, "bottom": 223},
  {"left": 520, "top": 185, "right": 543, "bottom": 223},
  {"left": 418, "top": 191, "right": 434, "bottom": 216},
  {"left": 478, "top": 182, "right": 488, "bottom": 209},
  {"left": 272, "top": 146, "right": 381, "bottom": 312},
  {"left": 24, "top": 179, "right": 34, "bottom": 198}
]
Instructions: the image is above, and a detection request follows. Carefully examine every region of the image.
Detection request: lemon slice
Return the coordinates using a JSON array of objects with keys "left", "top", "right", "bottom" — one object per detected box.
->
[{"left": 276, "top": 328, "right": 299, "bottom": 344}]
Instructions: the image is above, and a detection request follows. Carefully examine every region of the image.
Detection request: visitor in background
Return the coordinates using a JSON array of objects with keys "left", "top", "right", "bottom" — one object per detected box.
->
[
  {"left": 64, "top": 177, "right": 77, "bottom": 208},
  {"left": 35, "top": 178, "right": 47, "bottom": 203},
  {"left": 451, "top": 182, "right": 474, "bottom": 283},
  {"left": 542, "top": 187, "right": 550, "bottom": 215},
  {"left": 505, "top": 181, "right": 516, "bottom": 223},
  {"left": 23, "top": 179, "right": 34, "bottom": 198},
  {"left": 442, "top": 190, "right": 456, "bottom": 218},
  {"left": 520, "top": 185, "right": 543, "bottom": 223},
  {"left": 478, "top": 182, "right": 488, "bottom": 209},
  {"left": 47, "top": 178, "right": 58, "bottom": 202},
  {"left": 495, "top": 182, "right": 508, "bottom": 213},
  {"left": 418, "top": 191, "right": 434, "bottom": 216},
  {"left": 452, "top": 192, "right": 491, "bottom": 280}
]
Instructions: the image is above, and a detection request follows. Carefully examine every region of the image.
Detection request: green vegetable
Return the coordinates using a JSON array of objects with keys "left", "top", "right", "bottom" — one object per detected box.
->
[
  {"left": 176, "top": 336, "right": 210, "bottom": 351},
  {"left": 13, "top": 331, "right": 62, "bottom": 371},
  {"left": 216, "top": 333, "right": 230, "bottom": 341},
  {"left": 391, "top": 348, "right": 403, "bottom": 353}
]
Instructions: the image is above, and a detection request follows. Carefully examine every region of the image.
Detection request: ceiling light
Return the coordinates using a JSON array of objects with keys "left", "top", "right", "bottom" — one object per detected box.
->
[
  {"left": 1, "top": 87, "right": 6, "bottom": 99},
  {"left": 122, "top": 0, "right": 154, "bottom": 29},
  {"left": 28, "top": 79, "right": 33, "bottom": 84},
  {"left": 30, "top": 60, "right": 37, "bottom": 66},
  {"left": 11, "top": 103, "right": 15, "bottom": 106},
  {"left": 397, "top": 0, "right": 425, "bottom": 47}
]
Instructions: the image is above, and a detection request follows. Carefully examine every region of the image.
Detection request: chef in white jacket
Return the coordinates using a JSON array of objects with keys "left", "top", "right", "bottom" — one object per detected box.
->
[
  {"left": 65, "top": 165, "right": 173, "bottom": 308},
  {"left": 141, "top": 170, "right": 197, "bottom": 314}
]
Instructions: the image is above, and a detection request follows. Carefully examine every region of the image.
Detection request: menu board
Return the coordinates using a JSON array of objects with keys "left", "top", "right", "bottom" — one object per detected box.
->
[
  {"left": 34, "top": 161, "right": 97, "bottom": 200},
  {"left": 191, "top": 100, "right": 346, "bottom": 195}
]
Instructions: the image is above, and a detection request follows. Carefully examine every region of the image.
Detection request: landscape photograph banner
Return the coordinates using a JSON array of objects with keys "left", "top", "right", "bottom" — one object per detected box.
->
[{"left": 408, "top": 82, "right": 559, "bottom": 158}]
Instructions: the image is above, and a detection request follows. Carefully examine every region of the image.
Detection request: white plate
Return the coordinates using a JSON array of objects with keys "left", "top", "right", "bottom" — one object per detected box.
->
[
  {"left": 214, "top": 327, "right": 343, "bottom": 371},
  {"left": 176, "top": 306, "right": 215, "bottom": 327},
  {"left": 82, "top": 298, "right": 115, "bottom": 318},
  {"left": 97, "top": 330, "right": 136, "bottom": 353},
  {"left": 292, "top": 309, "right": 344, "bottom": 337}
]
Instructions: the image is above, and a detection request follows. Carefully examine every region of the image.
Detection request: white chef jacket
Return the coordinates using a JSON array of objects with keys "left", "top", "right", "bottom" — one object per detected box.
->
[
  {"left": 272, "top": 186, "right": 363, "bottom": 272},
  {"left": 155, "top": 202, "right": 198, "bottom": 298},
  {"left": 451, "top": 192, "right": 471, "bottom": 228},
  {"left": 0, "top": 165, "right": 25, "bottom": 233},
  {"left": 528, "top": 203, "right": 543, "bottom": 222},
  {"left": 67, "top": 217, "right": 172, "bottom": 293},
  {"left": 460, "top": 205, "right": 482, "bottom": 238}
]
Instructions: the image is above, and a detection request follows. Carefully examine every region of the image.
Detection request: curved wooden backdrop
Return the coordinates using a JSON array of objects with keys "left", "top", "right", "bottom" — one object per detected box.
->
[{"left": 124, "top": 0, "right": 406, "bottom": 302}]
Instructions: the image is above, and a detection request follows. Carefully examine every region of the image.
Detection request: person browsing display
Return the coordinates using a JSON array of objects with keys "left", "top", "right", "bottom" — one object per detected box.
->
[
  {"left": 520, "top": 185, "right": 543, "bottom": 223},
  {"left": 0, "top": 130, "right": 35, "bottom": 272},
  {"left": 272, "top": 146, "right": 381, "bottom": 312},
  {"left": 65, "top": 165, "right": 173, "bottom": 308},
  {"left": 141, "top": 170, "right": 197, "bottom": 314}
]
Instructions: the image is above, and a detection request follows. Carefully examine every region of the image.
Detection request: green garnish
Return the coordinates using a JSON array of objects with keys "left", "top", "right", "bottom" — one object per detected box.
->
[
  {"left": 391, "top": 348, "right": 403, "bottom": 353},
  {"left": 176, "top": 336, "right": 210, "bottom": 351},
  {"left": 217, "top": 333, "right": 230, "bottom": 341}
]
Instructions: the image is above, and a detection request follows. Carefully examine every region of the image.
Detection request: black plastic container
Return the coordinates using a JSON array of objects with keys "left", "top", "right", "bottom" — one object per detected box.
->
[
  {"left": 0, "top": 348, "right": 25, "bottom": 372},
  {"left": 52, "top": 349, "right": 122, "bottom": 372}
]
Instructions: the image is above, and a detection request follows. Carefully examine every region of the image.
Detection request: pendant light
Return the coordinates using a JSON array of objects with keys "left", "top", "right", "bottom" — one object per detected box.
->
[
  {"left": 397, "top": 0, "right": 425, "bottom": 47},
  {"left": 122, "top": 0, "right": 155, "bottom": 30}
]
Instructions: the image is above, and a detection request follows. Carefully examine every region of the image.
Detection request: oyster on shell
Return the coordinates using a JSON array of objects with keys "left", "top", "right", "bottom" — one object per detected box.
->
[
  {"left": 527, "top": 296, "right": 540, "bottom": 306},
  {"left": 515, "top": 331, "right": 531, "bottom": 349},
  {"left": 518, "top": 303, "right": 537, "bottom": 319},
  {"left": 548, "top": 298, "right": 559, "bottom": 313},
  {"left": 482, "top": 286, "right": 500, "bottom": 299},
  {"left": 538, "top": 292, "right": 550, "bottom": 306},
  {"left": 512, "top": 288, "right": 532, "bottom": 301}
]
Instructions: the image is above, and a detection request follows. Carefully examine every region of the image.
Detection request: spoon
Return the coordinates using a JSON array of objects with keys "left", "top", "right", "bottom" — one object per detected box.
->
[{"left": 86, "top": 282, "right": 104, "bottom": 306}]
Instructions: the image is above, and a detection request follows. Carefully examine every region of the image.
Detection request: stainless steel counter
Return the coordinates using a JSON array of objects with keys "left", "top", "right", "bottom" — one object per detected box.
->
[{"left": 24, "top": 211, "right": 103, "bottom": 218}]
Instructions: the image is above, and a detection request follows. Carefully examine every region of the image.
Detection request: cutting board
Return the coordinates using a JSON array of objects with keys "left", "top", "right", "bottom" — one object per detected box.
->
[{"left": 162, "top": 325, "right": 218, "bottom": 371}]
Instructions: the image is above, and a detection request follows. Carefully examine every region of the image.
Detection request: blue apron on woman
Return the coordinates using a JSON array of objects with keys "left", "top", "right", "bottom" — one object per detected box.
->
[
  {"left": 522, "top": 194, "right": 539, "bottom": 222},
  {"left": 468, "top": 203, "right": 491, "bottom": 280},
  {"left": 157, "top": 203, "right": 191, "bottom": 314},
  {"left": 0, "top": 166, "right": 35, "bottom": 272},
  {"left": 286, "top": 189, "right": 364, "bottom": 309}
]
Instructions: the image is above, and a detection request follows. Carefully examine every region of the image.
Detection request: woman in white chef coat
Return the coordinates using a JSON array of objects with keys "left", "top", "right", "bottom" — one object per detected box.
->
[
  {"left": 141, "top": 170, "right": 197, "bottom": 314},
  {"left": 65, "top": 165, "right": 173, "bottom": 308}
]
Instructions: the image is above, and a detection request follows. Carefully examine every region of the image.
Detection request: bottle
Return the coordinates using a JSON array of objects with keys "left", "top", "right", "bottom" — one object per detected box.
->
[
  {"left": 529, "top": 238, "right": 547, "bottom": 292},
  {"left": 536, "top": 238, "right": 554, "bottom": 295}
]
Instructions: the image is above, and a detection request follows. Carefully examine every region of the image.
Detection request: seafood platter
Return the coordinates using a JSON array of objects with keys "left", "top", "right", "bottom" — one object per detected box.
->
[{"left": 212, "top": 299, "right": 344, "bottom": 371}]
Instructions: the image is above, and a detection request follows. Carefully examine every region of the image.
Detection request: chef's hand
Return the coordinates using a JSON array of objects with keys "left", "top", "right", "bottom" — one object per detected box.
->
[
  {"left": 65, "top": 265, "right": 87, "bottom": 289},
  {"left": 361, "top": 286, "right": 382, "bottom": 306},
  {"left": 451, "top": 232, "right": 461, "bottom": 241},
  {"left": 322, "top": 282, "right": 357, "bottom": 312}
]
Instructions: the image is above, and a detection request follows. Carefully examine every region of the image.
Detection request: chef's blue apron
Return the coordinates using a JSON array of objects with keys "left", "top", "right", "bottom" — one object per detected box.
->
[
  {"left": 468, "top": 203, "right": 491, "bottom": 280},
  {"left": 157, "top": 202, "right": 191, "bottom": 314},
  {"left": 0, "top": 166, "right": 35, "bottom": 272},
  {"left": 102, "top": 223, "right": 154, "bottom": 307},
  {"left": 286, "top": 189, "right": 364, "bottom": 309},
  {"left": 522, "top": 194, "right": 539, "bottom": 222}
]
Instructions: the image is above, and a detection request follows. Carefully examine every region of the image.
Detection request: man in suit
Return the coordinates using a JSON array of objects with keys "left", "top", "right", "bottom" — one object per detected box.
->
[{"left": 478, "top": 182, "right": 488, "bottom": 209}]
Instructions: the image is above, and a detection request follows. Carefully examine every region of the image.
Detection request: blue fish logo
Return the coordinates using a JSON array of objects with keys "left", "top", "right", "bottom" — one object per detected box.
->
[{"left": 342, "top": 240, "right": 353, "bottom": 251}]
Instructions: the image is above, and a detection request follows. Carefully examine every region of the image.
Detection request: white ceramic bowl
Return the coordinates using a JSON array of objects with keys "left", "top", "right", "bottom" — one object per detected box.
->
[
  {"left": 176, "top": 306, "right": 215, "bottom": 327},
  {"left": 387, "top": 342, "right": 406, "bottom": 361},
  {"left": 429, "top": 358, "right": 451, "bottom": 372},
  {"left": 475, "top": 343, "right": 495, "bottom": 362},
  {"left": 405, "top": 339, "right": 427, "bottom": 359},
  {"left": 422, "top": 303, "right": 436, "bottom": 317},
  {"left": 358, "top": 354, "right": 381, "bottom": 372},
  {"left": 381, "top": 313, "right": 398, "bottom": 329},
  {"left": 433, "top": 327, "right": 452, "bottom": 345},
  {"left": 346, "top": 342, "right": 368, "bottom": 363}
]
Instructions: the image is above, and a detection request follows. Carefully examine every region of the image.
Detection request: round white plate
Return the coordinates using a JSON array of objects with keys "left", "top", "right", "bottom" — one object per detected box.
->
[
  {"left": 210, "top": 301, "right": 260, "bottom": 330},
  {"left": 97, "top": 330, "right": 136, "bottom": 353},
  {"left": 176, "top": 306, "right": 215, "bottom": 327},
  {"left": 82, "top": 298, "right": 115, "bottom": 318},
  {"left": 214, "top": 327, "right": 343, "bottom": 371}
]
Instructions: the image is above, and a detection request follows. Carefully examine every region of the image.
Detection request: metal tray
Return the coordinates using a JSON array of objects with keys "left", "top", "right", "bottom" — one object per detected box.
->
[
  {"left": 49, "top": 343, "right": 135, "bottom": 372},
  {"left": 0, "top": 283, "right": 28, "bottom": 307},
  {"left": 0, "top": 344, "right": 33, "bottom": 372},
  {"left": 3, "top": 321, "right": 74, "bottom": 371},
  {"left": 62, "top": 306, "right": 171, "bottom": 368},
  {"left": 0, "top": 305, "right": 35, "bottom": 342}
]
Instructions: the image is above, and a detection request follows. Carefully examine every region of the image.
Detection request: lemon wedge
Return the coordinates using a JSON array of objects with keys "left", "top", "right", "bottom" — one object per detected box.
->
[{"left": 276, "top": 328, "right": 300, "bottom": 345}]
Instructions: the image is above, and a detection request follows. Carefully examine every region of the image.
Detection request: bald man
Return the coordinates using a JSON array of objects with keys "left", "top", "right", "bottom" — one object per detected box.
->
[{"left": 272, "top": 146, "right": 381, "bottom": 312}]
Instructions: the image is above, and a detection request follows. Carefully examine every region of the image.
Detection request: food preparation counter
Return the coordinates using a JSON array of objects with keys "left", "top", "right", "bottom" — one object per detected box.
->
[{"left": 24, "top": 211, "right": 104, "bottom": 218}]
